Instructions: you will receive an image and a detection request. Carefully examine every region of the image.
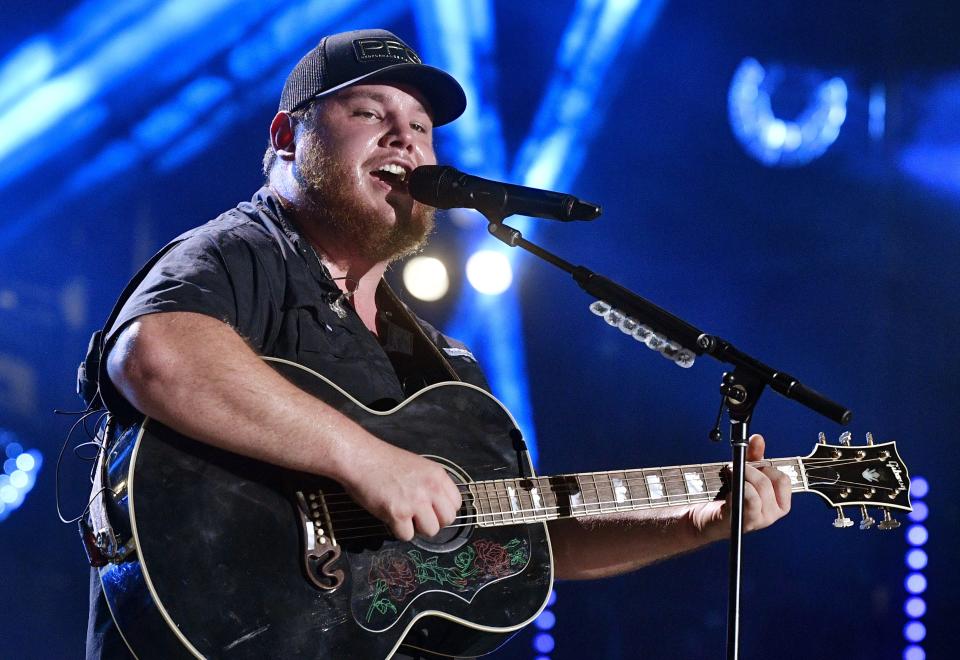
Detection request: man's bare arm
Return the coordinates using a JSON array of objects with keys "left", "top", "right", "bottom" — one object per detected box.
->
[{"left": 107, "top": 311, "right": 461, "bottom": 541}]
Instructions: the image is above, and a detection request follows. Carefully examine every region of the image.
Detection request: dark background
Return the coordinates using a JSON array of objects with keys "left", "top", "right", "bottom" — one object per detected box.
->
[{"left": 1, "top": 1, "right": 955, "bottom": 658}]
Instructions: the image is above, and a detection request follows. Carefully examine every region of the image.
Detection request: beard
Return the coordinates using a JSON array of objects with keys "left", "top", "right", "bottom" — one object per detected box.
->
[{"left": 293, "top": 130, "right": 436, "bottom": 264}]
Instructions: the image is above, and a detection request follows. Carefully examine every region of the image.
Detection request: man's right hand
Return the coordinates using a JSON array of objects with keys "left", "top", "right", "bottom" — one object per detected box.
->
[{"left": 340, "top": 439, "right": 463, "bottom": 541}]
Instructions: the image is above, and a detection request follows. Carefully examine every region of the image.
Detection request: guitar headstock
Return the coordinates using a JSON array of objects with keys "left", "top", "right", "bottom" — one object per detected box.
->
[{"left": 803, "top": 432, "right": 911, "bottom": 530}]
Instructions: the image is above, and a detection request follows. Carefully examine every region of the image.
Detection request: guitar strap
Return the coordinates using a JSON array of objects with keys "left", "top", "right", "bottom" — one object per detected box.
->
[{"left": 77, "top": 238, "right": 186, "bottom": 567}]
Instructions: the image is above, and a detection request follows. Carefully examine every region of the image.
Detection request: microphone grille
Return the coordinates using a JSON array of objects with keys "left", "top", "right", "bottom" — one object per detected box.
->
[{"left": 407, "top": 165, "right": 453, "bottom": 208}]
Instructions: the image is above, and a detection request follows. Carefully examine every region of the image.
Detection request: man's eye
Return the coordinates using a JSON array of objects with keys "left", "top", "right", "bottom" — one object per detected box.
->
[
  {"left": 355, "top": 109, "right": 379, "bottom": 119},
  {"left": 411, "top": 122, "right": 429, "bottom": 134}
]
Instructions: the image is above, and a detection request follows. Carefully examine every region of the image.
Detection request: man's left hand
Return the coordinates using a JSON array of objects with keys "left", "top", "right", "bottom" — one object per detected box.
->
[{"left": 689, "top": 434, "right": 792, "bottom": 541}]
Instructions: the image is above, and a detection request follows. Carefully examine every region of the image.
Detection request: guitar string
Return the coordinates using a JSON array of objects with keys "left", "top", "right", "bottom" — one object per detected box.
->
[
  {"left": 321, "top": 474, "right": 900, "bottom": 537},
  {"left": 314, "top": 456, "right": 889, "bottom": 508},
  {"left": 330, "top": 481, "right": 907, "bottom": 542},
  {"left": 319, "top": 474, "right": 900, "bottom": 528},
  {"left": 316, "top": 457, "right": 895, "bottom": 515}
]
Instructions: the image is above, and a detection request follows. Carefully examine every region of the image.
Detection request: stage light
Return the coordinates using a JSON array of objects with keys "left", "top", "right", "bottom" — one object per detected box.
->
[
  {"left": 904, "top": 597, "right": 926, "bottom": 619},
  {"left": 906, "top": 549, "right": 928, "bottom": 571},
  {"left": 911, "top": 477, "right": 929, "bottom": 498},
  {"left": 465, "top": 250, "right": 512, "bottom": 295},
  {"left": 0, "top": 432, "right": 43, "bottom": 523},
  {"left": 905, "top": 573, "right": 927, "bottom": 595},
  {"left": 728, "top": 58, "right": 847, "bottom": 167},
  {"left": 547, "top": 590, "right": 557, "bottom": 607},
  {"left": 0, "top": 485, "right": 16, "bottom": 503},
  {"left": 908, "top": 502, "right": 928, "bottom": 522},
  {"left": 402, "top": 256, "right": 450, "bottom": 302},
  {"left": 904, "top": 622, "right": 926, "bottom": 643},
  {"left": 906, "top": 525, "right": 928, "bottom": 547},
  {"left": 533, "top": 633, "right": 555, "bottom": 654},
  {"left": 9, "top": 470, "right": 27, "bottom": 489},
  {"left": 534, "top": 610, "right": 556, "bottom": 631},
  {"left": 15, "top": 453, "right": 35, "bottom": 472},
  {"left": 904, "top": 645, "right": 925, "bottom": 660}
]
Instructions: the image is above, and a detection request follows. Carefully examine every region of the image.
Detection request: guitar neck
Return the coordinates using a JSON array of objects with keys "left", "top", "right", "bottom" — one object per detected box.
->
[{"left": 468, "top": 457, "right": 807, "bottom": 527}]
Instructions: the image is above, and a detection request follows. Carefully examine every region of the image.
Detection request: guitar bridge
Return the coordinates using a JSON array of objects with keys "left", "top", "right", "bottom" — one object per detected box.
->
[{"left": 295, "top": 490, "right": 344, "bottom": 591}]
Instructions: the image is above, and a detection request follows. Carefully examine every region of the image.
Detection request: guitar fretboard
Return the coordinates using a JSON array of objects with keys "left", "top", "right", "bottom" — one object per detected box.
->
[{"left": 467, "top": 458, "right": 807, "bottom": 527}]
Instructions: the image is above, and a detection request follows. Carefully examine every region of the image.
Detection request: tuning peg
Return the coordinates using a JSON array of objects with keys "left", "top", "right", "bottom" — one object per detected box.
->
[
  {"left": 839, "top": 431, "right": 852, "bottom": 446},
  {"left": 859, "top": 506, "right": 875, "bottom": 530},
  {"left": 818, "top": 432, "right": 827, "bottom": 445},
  {"left": 877, "top": 510, "right": 900, "bottom": 530},
  {"left": 833, "top": 506, "right": 854, "bottom": 528},
  {"left": 865, "top": 432, "right": 875, "bottom": 446}
]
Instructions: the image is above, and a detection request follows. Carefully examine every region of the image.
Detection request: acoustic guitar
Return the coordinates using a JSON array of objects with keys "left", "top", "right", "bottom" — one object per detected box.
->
[{"left": 95, "top": 358, "right": 911, "bottom": 659}]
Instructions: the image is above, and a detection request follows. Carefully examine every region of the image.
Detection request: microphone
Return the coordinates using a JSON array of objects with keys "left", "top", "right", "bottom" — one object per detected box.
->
[{"left": 408, "top": 165, "right": 601, "bottom": 222}]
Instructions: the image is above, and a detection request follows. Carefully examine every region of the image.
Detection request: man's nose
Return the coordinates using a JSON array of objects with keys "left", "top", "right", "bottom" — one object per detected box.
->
[{"left": 383, "top": 120, "right": 415, "bottom": 151}]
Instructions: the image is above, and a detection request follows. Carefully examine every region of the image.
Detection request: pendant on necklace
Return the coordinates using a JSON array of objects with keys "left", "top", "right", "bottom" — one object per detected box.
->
[{"left": 329, "top": 294, "right": 350, "bottom": 319}]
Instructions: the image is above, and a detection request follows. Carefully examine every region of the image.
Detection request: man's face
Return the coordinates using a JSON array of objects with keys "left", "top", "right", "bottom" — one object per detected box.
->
[{"left": 293, "top": 82, "right": 438, "bottom": 263}]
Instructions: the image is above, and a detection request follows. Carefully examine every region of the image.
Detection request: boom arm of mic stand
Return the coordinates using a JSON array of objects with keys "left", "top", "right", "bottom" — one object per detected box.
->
[{"left": 486, "top": 220, "right": 852, "bottom": 425}]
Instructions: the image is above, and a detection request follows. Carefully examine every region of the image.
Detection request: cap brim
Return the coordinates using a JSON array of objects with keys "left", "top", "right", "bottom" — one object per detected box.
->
[{"left": 313, "top": 63, "right": 466, "bottom": 127}]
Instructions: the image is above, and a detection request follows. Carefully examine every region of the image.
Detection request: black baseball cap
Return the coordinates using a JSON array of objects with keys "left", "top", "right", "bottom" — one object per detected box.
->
[{"left": 279, "top": 29, "right": 467, "bottom": 126}]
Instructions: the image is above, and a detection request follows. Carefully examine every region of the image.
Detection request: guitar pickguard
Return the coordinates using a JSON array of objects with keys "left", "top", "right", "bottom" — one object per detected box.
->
[{"left": 351, "top": 530, "right": 532, "bottom": 631}]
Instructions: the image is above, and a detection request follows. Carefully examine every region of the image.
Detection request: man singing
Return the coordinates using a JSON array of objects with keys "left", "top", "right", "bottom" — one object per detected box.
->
[{"left": 84, "top": 29, "right": 790, "bottom": 659}]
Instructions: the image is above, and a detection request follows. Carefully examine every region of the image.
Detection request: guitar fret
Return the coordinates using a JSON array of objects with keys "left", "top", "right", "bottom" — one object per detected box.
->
[
  {"left": 597, "top": 471, "right": 615, "bottom": 513},
  {"left": 771, "top": 458, "right": 804, "bottom": 490},
  {"left": 683, "top": 467, "right": 707, "bottom": 499},
  {"left": 469, "top": 483, "right": 487, "bottom": 527},
  {"left": 505, "top": 481, "right": 521, "bottom": 520},
  {"left": 487, "top": 479, "right": 506, "bottom": 525},
  {"left": 645, "top": 469, "right": 666, "bottom": 503},
  {"left": 571, "top": 475, "right": 587, "bottom": 516},
  {"left": 661, "top": 467, "right": 689, "bottom": 504},
  {"left": 590, "top": 473, "right": 604, "bottom": 514},
  {"left": 609, "top": 470, "right": 629, "bottom": 510},
  {"left": 497, "top": 480, "right": 517, "bottom": 523}
]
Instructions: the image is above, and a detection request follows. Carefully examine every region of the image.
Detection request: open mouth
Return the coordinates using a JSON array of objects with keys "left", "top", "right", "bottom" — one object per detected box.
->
[{"left": 371, "top": 163, "right": 410, "bottom": 191}]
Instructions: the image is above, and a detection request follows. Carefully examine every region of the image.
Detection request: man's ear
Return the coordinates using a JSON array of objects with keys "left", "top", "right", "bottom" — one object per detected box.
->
[{"left": 269, "top": 111, "right": 296, "bottom": 161}]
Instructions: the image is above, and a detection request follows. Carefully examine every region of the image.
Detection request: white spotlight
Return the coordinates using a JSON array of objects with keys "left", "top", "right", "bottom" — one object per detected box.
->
[
  {"left": 402, "top": 256, "right": 449, "bottom": 302},
  {"left": 466, "top": 250, "right": 513, "bottom": 295}
]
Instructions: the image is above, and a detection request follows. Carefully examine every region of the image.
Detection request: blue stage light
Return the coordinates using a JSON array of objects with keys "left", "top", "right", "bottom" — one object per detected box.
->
[
  {"left": 0, "top": 485, "right": 17, "bottom": 503},
  {"left": 533, "top": 633, "right": 555, "bottom": 654},
  {"left": 9, "top": 471, "right": 28, "bottom": 489},
  {"left": 911, "top": 477, "right": 929, "bottom": 498},
  {"left": 0, "top": 436, "right": 43, "bottom": 523},
  {"left": 534, "top": 610, "right": 556, "bottom": 631},
  {"left": 547, "top": 590, "right": 557, "bottom": 607},
  {"left": 905, "top": 573, "right": 927, "bottom": 595},
  {"left": 0, "top": 38, "right": 56, "bottom": 108},
  {"left": 15, "top": 453, "right": 34, "bottom": 472},
  {"left": 906, "top": 525, "right": 928, "bottom": 547},
  {"left": 904, "top": 621, "right": 926, "bottom": 643},
  {"left": 908, "top": 502, "right": 928, "bottom": 523},
  {"left": 906, "top": 549, "right": 928, "bottom": 571},
  {"left": 904, "top": 597, "right": 926, "bottom": 619},
  {"left": 728, "top": 58, "right": 847, "bottom": 167},
  {"left": 904, "top": 645, "right": 925, "bottom": 660},
  {"left": 132, "top": 77, "right": 231, "bottom": 151}
]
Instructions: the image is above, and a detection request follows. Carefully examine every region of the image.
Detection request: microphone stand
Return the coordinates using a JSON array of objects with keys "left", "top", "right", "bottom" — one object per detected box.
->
[{"left": 481, "top": 216, "right": 851, "bottom": 660}]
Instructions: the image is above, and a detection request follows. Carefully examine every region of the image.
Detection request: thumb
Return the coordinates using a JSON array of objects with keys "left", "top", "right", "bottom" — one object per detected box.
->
[{"left": 746, "top": 434, "right": 765, "bottom": 461}]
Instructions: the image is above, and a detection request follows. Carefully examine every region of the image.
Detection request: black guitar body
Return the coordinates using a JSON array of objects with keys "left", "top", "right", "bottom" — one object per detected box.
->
[{"left": 99, "top": 358, "right": 553, "bottom": 659}]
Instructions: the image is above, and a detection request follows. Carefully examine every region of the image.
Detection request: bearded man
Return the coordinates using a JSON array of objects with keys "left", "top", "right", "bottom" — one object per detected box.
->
[{"left": 84, "top": 29, "right": 791, "bottom": 659}]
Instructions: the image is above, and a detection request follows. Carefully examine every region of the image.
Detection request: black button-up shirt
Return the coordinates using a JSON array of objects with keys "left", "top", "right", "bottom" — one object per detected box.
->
[{"left": 86, "top": 188, "right": 489, "bottom": 659}]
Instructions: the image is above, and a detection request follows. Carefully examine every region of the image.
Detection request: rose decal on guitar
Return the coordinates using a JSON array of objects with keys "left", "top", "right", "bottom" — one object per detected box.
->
[{"left": 359, "top": 537, "right": 531, "bottom": 626}]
